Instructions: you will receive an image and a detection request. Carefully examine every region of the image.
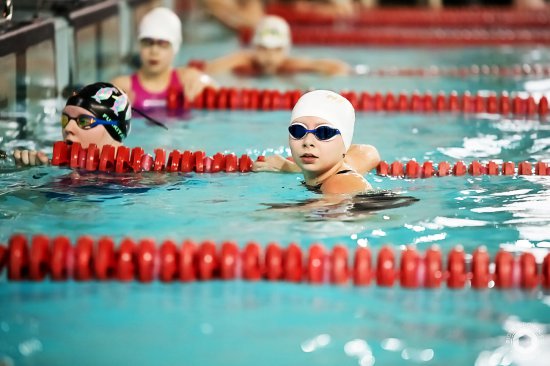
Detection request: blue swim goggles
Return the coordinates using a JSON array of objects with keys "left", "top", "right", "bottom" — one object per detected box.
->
[
  {"left": 61, "top": 113, "right": 118, "bottom": 130},
  {"left": 288, "top": 123, "right": 341, "bottom": 141}
]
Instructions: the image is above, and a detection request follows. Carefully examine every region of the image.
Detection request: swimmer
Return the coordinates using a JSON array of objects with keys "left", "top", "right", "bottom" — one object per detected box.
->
[
  {"left": 290, "top": 0, "right": 355, "bottom": 17},
  {"left": 111, "top": 7, "right": 217, "bottom": 111},
  {"left": 202, "top": 0, "right": 264, "bottom": 30},
  {"left": 253, "top": 89, "right": 380, "bottom": 195},
  {"left": 12, "top": 82, "right": 132, "bottom": 166},
  {"left": 203, "top": 15, "right": 350, "bottom": 76}
]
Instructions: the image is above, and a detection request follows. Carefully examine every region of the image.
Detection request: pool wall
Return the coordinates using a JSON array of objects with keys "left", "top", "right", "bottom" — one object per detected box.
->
[{"left": 0, "top": 0, "right": 174, "bottom": 115}]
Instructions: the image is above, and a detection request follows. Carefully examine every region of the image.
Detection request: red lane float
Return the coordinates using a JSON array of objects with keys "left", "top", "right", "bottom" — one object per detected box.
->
[
  {"left": 130, "top": 85, "right": 550, "bottom": 119},
  {"left": 471, "top": 247, "right": 490, "bottom": 289},
  {"left": 117, "top": 238, "right": 136, "bottom": 281},
  {"left": 353, "top": 246, "right": 372, "bottom": 286},
  {"left": 2, "top": 235, "right": 548, "bottom": 290},
  {"left": 376, "top": 160, "right": 550, "bottom": 178},
  {"left": 424, "top": 246, "right": 442, "bottom": 288},
  {"left": 220, "top": 241, "right": 239, "bottom": 280},
  {"left": 51, "top": 142, "right": 550, "bottom": 178},
  {"left": 52, "top": 142, "right": 254, "bottom": 174},
  {"left": 265, "top": 242, "right": 284, "bottom": 281},
  {"left": 50, "top": 236, "right": 71, "bottom": 280},
  {"left": 447, "top": 247, "right": 466, "bottom": 289},
  {"left": 95, "top": 237, "right": 115, "bottom": 281},
  {"left": 179, "top": 240, "right": 197, "bottom": 282}
]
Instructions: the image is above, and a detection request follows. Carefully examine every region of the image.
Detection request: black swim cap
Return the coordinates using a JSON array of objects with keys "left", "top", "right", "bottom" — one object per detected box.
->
[{"left": 65, "top": 82, "right": 131, "bottom": 142}]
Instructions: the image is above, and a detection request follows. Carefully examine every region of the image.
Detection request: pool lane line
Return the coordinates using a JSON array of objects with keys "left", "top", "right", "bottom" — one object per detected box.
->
[
  {"left": 167, "top": 88, "right": 549, "bottom": 119},
  {"left": 1, "top": 235, "right": 548, "bottom": 290},
  {"left": 48, "top": 141, "right": 550, "bottom": 178}
]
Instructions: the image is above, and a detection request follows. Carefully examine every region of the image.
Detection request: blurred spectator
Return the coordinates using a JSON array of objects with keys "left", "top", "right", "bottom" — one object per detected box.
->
[
  {"left": 202, "top": 0, "right": 264, "bottom": 30},
  {"left": 112, "top": 7, "right": 216, "bottom": 111},
  {"left": 202, "top": 15, "right": 350, "bottom": 76}
]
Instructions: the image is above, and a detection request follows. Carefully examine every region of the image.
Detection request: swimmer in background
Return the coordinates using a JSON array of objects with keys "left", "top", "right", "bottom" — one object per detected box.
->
[
  {"left": 253, "top": 89, "right": 380, "bottom": 195},
  {"left": 202, "top": 0, "right": 264, "bottom": 30},
  {"left": 111, "top": 7, "right": 217, "bottom": 111},
  {"left": 286, "top": 0, "right": 355, "bottom": 17},
  {"left": 12, "top": 82, "right": 132, "bottom": 166},
  {"left": 202, "top": 15, "right": 350, "bottom": 76}
]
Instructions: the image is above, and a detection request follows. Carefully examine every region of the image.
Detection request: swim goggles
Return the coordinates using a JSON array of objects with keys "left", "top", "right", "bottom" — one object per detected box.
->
[
  {"left": 61, "top": 113, "right": 117, "bottom": 130},
  {"left": 139, "top": 38, "right": 171, "bottom": 49},
  {"left": 288, "top": 123, "right": 341, "bottom": 141}
]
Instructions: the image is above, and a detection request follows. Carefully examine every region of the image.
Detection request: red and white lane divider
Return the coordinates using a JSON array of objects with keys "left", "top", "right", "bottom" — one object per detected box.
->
[
  {"left": 376, "top": 160, "right": 550, "bottom": 178},
  {"left": 50, "top": 141, "right": 253, "bottom": 174},
  {"left": 176, "top": 88, "right": 549, "bottom": 119},
  {"left": 50, "top": 141, "right": 550, "bottom": 177},
  {"left": 1, "top": 234, "right": 549, "bottom": 289},
  {"left": 265, "top": 5, "right": 550, "bottom": 28}
]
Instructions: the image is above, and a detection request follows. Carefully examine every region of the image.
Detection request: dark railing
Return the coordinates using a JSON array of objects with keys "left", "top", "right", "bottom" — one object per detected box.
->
[{"left": 0, "top": 18, "right": 56, "bottom": 118}]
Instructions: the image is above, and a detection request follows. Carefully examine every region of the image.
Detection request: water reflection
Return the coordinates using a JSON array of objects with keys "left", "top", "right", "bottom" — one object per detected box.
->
[
  {"left": 476, "top": 318, "right": 548, "bottom": 366},
  {"left": 263, "top": 191, "right": 419, "bottom": 221},
  {"left": 0, "top": 280, "right": 548, "bottom": 365}
]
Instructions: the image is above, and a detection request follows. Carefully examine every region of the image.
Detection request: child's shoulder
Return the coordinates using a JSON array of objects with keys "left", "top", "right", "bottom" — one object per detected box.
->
[
  {"left": 321, "top": 170, "right": 371, "bottom": 195},
  {"left": 111, "top": 75, "right": 131, "bottom": 93}
]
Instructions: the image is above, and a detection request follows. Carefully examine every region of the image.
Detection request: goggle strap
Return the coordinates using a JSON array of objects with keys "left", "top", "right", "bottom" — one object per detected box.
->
[{"left": 132, "top": 107, "right": 168, "bottom": 130}]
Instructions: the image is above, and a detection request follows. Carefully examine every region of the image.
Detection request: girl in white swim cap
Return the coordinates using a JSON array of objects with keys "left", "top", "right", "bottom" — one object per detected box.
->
[
  {"left": 254, "top": 90, "right": 380, "bottom": 195},
  {"left": 112, "top": 7, "right": 216, "bottom": 111}
]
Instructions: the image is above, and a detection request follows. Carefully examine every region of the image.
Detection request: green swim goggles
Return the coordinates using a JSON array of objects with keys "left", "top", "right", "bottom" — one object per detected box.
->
[{"left": 61, "top": 113, "right": 117, "bottom": 130}]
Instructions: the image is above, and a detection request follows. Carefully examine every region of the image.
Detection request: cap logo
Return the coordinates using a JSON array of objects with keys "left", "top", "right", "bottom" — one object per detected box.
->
[
  {"left": 111, "top": 94, "right": 128, "bottom": 116},
  {"left": 92, "top": 87, "right": 116, "bottom": 103}
]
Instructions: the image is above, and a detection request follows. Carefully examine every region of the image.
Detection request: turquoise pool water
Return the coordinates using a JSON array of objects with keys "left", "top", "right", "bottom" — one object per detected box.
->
[{"left": 1, "top": 43, "right": 550, "bottom": 365}]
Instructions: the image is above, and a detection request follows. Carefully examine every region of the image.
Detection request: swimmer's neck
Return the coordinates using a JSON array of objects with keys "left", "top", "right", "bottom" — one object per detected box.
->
[{"left": 303, "top": 161, "right": 347, "bottom": 187}]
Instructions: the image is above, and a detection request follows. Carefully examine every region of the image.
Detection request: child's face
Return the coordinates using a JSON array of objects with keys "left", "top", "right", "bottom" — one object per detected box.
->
[
  {"left": 139, "top": 38, "right": 175, "bottom": 75},
  {"left": 253, "top": 46, "right": 287, "bottom": 74},
  {"left": 289, "top": 116, "right": 346, "bottom": 176},
  {"left": 61, "top": 105, "right": 119, "bottom": 149}
]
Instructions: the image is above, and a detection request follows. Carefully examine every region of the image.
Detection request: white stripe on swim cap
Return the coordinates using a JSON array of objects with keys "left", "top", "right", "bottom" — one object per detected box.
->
[
  {"left": 291, "top": 90, "right": 355, "bottom": 151},
  {"left": 138, "top": 7, "right": 182, "bottom": 54}
]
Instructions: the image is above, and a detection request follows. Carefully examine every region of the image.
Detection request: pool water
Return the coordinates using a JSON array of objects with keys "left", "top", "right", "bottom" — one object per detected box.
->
[{"left": 1, "top": 43, "right": 550, "bottom": 365}]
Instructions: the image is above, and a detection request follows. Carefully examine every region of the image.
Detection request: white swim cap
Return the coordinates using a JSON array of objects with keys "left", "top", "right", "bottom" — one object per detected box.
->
[
  {"left": 291, "top": 90, "right": 355, "bottom": 151},
  {"left": 138, "top": 7, "right": 182, "bottom": 54},
  {"left": 252, "top": 15, "right": 291, "bottom": 49}
]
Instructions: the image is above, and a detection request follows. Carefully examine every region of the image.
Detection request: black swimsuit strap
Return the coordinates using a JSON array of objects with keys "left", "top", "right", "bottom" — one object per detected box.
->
[
  {"left": 302, "top": 170, "right": 354, "bottom": 192},
  {"left": 336, "top": 169, "right": 353, "bottom": 175},
  {"left": 301, "top": 181, "right": 322, "bottom": 192}
]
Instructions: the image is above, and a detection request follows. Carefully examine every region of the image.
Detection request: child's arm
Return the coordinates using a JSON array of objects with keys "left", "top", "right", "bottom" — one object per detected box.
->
[
  {"left": 284, "top": 57, "right": 350, "bottom": 76},
  {"left": 204, "top": 51, "right": 252, "bottom": 75},
  {"left": 177, "top": 67, "right": 218, "bottom": 100},
  {"left": 345, "top": 144, "right": 380, "bottom": 175},
  {"left": 252, "top": 144, "right": 380, "bottom": 174},
  {"left": 252, "top": 155, "right": 301, "bottom": 172},
  {"left": 13, "top": 149, "right": 50, "bottom": 166},
  {"left": 203, "top": 0, "right": 263, "bottom": 30},
  {"left": 110, "top": 75, "right": 131, "bottom": 94},
  {"left": 110, "top": 76, "right": 135, "bottom": 102}
]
